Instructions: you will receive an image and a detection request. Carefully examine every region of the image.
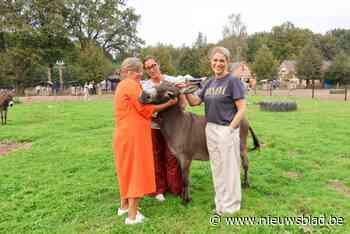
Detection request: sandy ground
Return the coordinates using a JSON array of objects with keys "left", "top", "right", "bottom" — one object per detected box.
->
[
  {"left": 17, "top": 89, "right": 349, "bottom": 103},
  {"left": 253, "top": 88, "right": 349, "bottom": 101},
  {"left": 18, "top": 94, "right": 114, "bottom": 103},
  {"left": 0, "top": 140, "right": 32, "bottom": 156}
]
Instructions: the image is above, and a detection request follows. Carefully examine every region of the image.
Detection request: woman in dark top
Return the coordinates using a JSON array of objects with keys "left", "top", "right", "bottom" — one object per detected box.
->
[{"left": 184, "top": 46, "right": 246, "bottom": 215}]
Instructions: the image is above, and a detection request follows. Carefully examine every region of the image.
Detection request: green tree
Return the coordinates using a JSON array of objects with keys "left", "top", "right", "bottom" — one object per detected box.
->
[
  {"left": 313, "top": 33, "right": 339, "bottom": 60},
  {"left": 220, "top": 13, "right": 248, "bottom": 62},
  {"left": 296, "top": 43, "right": 323, "bottom": 98},
  {"left": 193, "top": 32, "right": 207, "bottom": 49},
  {"left": 0, "top": 0, "right": 74, "bottom": 89},
  {"left": 177, "top": 47, "right": 201, "bottom": 77},
  {"left": 66, "top": 0, "right": 144, "bottom": 56},
  {"left": 270, "top": 22, "right": 314, "bottom": 61},
  {"left": 222, "top": 13, "right": 247, "bottom": 39},
  {"left": 0, "top": 32, "right": 41, "bottom": 95},
  {"left": 246, "top": 32, "right": 270, "bottom": 63},
  {"left": 325, "top": 52, "right": 350, "bottom": 86},
  {"left": 197, "top": 44, "right": 213, "bottom": 77},
  {"left": 252, "top": 46, "right": 278, "bottom": 81},
  {"left": 331, "top": 29, "right": 350, "bottom": 55},
  {"left": 193, "top": 33, "right": 212, "bottom": 77},
  {"left": 77, "top": 42, "right": 115, "bottom": 82},
  {"left": 33, "top": 0, "right": 73, "bottom": 85}
]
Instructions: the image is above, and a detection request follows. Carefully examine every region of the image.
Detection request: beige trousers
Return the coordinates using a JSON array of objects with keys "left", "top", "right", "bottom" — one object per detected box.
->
[{"left": 205, "top": 122, "right": 241, "bottom": 214}]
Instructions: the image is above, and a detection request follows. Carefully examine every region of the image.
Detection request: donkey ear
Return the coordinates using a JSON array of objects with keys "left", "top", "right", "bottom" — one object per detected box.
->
[
  {"left": 9, "top": 91, "right": 15, "bottom": 97},
  {"left": 138, "top": 90, "right": 150, "bottom": 103},
  {"left": 167, "top": 91, "right": 175, "bottom": 98}
]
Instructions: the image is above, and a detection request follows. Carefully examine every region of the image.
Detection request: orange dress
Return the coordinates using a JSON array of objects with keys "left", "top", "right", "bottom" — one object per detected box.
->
[{"left": 113, "top": 78, "right": 156, "bottom": 198}]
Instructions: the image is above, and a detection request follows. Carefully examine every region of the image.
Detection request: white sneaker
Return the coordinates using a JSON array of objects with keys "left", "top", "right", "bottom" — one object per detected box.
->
[
  {"left": 117, "top": 208, "right": 128, "bottom": 216},
  {"left": 118, "top": 208, "right": 144, "bottom": 217},
  {"left": 212, "top": 209, "right": 223, "bottom": 216},
  {"left": 136, "top": 211, "right": 145, "bottom": 220},
  {"left": 125, "top": 213, "right": 144, "bottom": 225},
  {"left": 155, "top": 193, "right": 165, "bottom": 202}
]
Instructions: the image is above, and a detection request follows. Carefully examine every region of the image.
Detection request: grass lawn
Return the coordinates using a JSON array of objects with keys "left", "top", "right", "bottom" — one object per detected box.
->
[{"left": 0, "top": 96, "right": 349, "bottom": 233}]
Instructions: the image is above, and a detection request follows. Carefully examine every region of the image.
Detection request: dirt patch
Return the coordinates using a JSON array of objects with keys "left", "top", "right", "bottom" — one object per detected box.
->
[
  {"left": 15, "top": 88, "right": 349, "bottom": 103},
  {"left": 0, "top": 140, "right": 32, "bottom": 156},
  {"left": 328, "top": 180, "right": 350, "bottom": 197},
  {"left": 18, "top": 94, "right": 114, "bottom": 103},
  {"left": 284, "top": 171, "right": 302, "bottom": 179},
  {"left": 254, "top": 88, "right": 348, "bottom": 101}
]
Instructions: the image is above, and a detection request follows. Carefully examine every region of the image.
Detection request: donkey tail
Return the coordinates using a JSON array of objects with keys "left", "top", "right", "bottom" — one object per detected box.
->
[{"left": 249, "top": 126, "right": 260, "bottom": 151}]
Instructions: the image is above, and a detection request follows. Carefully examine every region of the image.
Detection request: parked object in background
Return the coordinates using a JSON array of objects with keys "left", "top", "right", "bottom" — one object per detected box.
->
[
  {"left": 259, "top": 100, "right": 297, "bottom": 112},
  {"left": 329, "top": 89, "right": 345, "bottom": 94}
]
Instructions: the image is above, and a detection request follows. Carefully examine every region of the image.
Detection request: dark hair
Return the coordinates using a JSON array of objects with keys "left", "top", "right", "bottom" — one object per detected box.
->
[{"left": 143, "top": 55, "right": 159, "bottom": 66}]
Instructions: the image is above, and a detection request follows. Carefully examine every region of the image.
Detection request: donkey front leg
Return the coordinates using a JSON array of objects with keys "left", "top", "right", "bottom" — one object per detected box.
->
[
  {"left": 4, "top": 110, "right": 7, "bottom": 125},
  {"left": 179, "top": 157, "right": 192, "bottom": 204},
  {"left": 0, "top": 111, "right": 4, "bottom": 125},
  {"left": 240, "top": 143, "right": 250, "bottom": 188}
]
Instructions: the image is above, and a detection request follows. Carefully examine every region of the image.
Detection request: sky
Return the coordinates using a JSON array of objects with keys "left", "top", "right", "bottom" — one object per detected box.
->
[{"left": 127, "top": 0, "right": 350, "bottom": 47}]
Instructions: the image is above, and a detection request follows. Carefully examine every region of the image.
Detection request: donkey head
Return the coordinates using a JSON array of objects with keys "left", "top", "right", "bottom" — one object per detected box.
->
[
  {"left": 0, "top": 91, "right": 14, "bottom": 108},
  {"left": 139, "top": 81, "right": 180, "bottom": 104}
]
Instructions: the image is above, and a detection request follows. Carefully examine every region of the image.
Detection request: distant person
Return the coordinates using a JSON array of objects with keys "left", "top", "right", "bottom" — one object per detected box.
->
[
  {"left": 84, "top": 82, "right": 90, "bottom": 100},
  {"left": 53, "top": 81, "right": 60, "bottom": 95},
  {"left": 113, "top": 57, "right": 177, "bottom": 225},
  {"left": 35, "top": 85, "right": 41, "bottom": 96},
  {"left": 88, "top": 82, "right": 94, "bottom": 95}
]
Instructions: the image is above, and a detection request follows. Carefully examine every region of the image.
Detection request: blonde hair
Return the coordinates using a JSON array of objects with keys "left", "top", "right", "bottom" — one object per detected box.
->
[
  {"left": 121, "top": 57, "right": 143, "bottom": 73},
  {"left": 209, "top": 46, "right": 231, "bottom": 62}
]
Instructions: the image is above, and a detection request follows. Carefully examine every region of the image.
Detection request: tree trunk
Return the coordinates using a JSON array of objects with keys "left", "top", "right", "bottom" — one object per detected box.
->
[
  {"left": 266, "top": 85, "right": 269, "bottom": 96},
  {"left": 80, "top": 38, "right": 89, "bottom": 51},
  {"left": 269, "top": 84, "right": 272, "bottom": 96},
  {"left": 15, "top": 68, "right": 25, "bottom": 96},
  {"left": 345, "top": 87, "right": 348, "bottom": 101},
  {"left": 47, "top": 64, "right": 53, "bottom": 83},
  {"left": 15, "top": 82, "right": 25, "bottom": 96},
  {"left": 59, "top": 65, "right": 64, "bottom": 95},
  {"left": 312, "top": 80, "right": 315, "bottom": 99}
]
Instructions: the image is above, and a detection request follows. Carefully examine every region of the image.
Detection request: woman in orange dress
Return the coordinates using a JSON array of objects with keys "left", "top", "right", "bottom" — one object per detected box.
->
[{"left": 113, "top": 57, "right": 177, "bottom": 225}]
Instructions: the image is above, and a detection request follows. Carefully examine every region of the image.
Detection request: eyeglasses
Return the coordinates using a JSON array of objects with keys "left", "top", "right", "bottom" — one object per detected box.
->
[{"left": 145, "top": 63, "right": 157, "bottom": 71}]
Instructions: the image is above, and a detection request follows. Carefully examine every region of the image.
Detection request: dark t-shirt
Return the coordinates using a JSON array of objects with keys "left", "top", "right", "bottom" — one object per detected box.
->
[{"left": 198, "top": 74, "right": 245, "bottom": 126}]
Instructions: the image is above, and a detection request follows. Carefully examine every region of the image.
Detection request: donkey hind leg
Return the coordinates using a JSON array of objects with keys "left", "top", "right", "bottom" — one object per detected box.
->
[
  {"left": 179, "top": 157, "right": 192, "bottom": 204},
  {"left": 240, "top": 142, "right": 250, "bottom": 188}
]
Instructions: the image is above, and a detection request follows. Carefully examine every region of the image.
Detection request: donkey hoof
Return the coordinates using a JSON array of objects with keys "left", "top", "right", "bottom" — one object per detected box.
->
[
  {"left": 181, "top": 196, "right": 192, "bottom": 205},
  {"left": 242, "top": 180, "right": 250, "bottom": 188},
  {"left": 181, "top": 199, "right": 189, "bottom": 205},
  {"left": 181, "top": 191, "right": 192, "bottom": 204}
]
